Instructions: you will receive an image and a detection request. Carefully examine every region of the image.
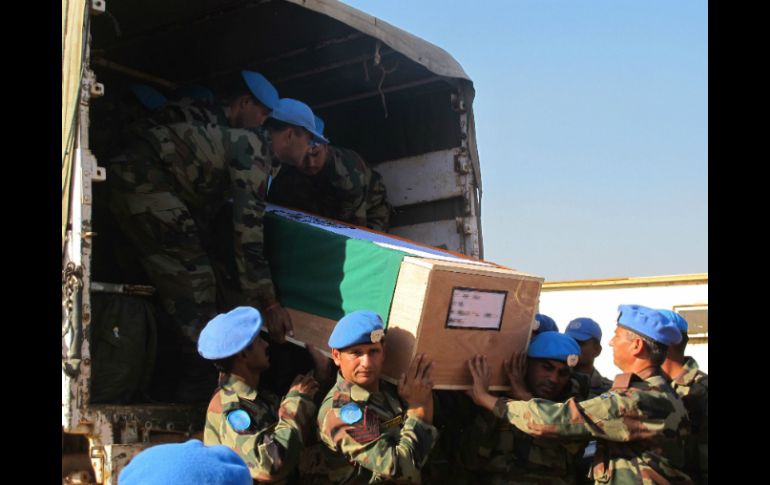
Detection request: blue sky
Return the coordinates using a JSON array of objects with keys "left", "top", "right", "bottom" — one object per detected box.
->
[{"left": 342, "top": 0, "right": 707, "bottom": 281}]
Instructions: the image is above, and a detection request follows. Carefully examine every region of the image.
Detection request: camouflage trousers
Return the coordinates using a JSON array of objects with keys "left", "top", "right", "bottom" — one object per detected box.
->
[{"left": 106, "top": 148, "right": 228, "bottom": 401}]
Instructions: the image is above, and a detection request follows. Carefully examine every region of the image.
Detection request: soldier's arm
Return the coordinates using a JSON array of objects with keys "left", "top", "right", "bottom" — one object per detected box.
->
[
  {"left": 492, "top": 391, "right": 673, "bottom": 443},
  {"left": 319, "top": 407, "right": 439, "bottom": 482},
  {"left": 365, "top": 170, "right": 391, "bottom": 232},
  {"left": 329, "top": 148, "right": 369, "bottom": 226},
  {"left": 698, "top": 394, "right": 708, "bottom": 484},
  {"left": 226, "top": 129, "right": 278, "bottom": 308},
  {"left": 232, "top": 390, "right": 317, "bottom": 482}
]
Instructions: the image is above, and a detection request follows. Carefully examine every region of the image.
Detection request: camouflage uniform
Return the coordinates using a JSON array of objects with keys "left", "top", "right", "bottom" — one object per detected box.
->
[
  {"left": 317, "top": 373, "right": 439, "bottom": 484},
  {"left": 204, "top": 374, "right": 317, "bottom": 482},
  {"left": 107, "top": 99, "right": 279, "bottom": 348},
  {"left": 268, "top": 145, "right": 391, "bottom": 231},
  {"left": 491, "top": 368, "right": 692, "bottom": 485},
  {"left": 668, "top": 357, "right": 708, "bottom": 485},
  {"left": 458, "top": 375, "right": 589, "bottom": 485}
]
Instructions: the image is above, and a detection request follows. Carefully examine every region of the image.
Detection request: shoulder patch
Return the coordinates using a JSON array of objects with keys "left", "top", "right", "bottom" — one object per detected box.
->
[
  {"left": 340, "top": 402, "right": 363, "bottom": 424},
  {"left": 226, "top": 409, "right": 252, "bottom": 432}
]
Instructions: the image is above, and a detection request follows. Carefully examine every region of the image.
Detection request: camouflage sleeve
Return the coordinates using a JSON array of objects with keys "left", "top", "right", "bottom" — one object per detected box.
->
[
  {"left": 232, "top": 390, "right": 317, "bottom": 481},
  {"left": 492, "top": 393, "right": 677, "bottom": 443},
  {"left": 226, "top": 128, "right": 278, "bottom": 308},
  {"left": 698, "top": 396, "right": 708, "bottom": 485},
  {"left": 365, "top": 169, "right": 391, "bottom": 232},
  {"left": 329, "top": 148, "right": 368, "bottom": 227},
  {"left": 319, "top": 408, "right": 439, "bottom": 482}
]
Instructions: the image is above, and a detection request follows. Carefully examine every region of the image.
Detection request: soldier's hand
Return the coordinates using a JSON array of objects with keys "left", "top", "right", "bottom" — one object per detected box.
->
[
  {"left": 465, "top": 354, "right": 498, "bottom": 411},
  {"left": 503, "top": 351, "right": 533, "bottom": 401},
  {"left": 289, "top": 372, "right": 320, "bottom": 399},
  {"left": 264, "top": 302, "right": 294, "bottom": 344},
  {"left": 398, "top": 353, "right": 434, "bottom": 423}
]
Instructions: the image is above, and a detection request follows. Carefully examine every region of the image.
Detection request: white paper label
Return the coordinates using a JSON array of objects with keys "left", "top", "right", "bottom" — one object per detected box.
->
[{"left": 446, "top": 288, "right": 507, "bottom": 330}]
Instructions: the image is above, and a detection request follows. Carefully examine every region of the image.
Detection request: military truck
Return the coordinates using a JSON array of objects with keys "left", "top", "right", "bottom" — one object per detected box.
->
[{"left": 62, "top": 0, "right": 484, "bottom": 482}]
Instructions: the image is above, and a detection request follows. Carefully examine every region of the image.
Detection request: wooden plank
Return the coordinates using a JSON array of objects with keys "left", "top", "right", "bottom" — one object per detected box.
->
[
  {"left": 414, "top": 268, "right": 541, "bottom": 389},
  {"left": 381, "top": 260, "right": 431, "bottom": 381}
]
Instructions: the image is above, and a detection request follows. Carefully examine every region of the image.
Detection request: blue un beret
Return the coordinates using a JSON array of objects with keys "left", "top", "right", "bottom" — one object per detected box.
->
[
  {"left": 527, "top": 331, "right": 581, "bottom": 366},
  {"left": 129, "top": 83, "right": 167, "bottom": 111},
  {"left": 119, "top": 439, "right": 251, "bottom": 485},
  {"left": 328, "top": 310, "right": 385, "bottom": 349},
  {"left": 565, "top": 317, "right": 602, "bottom": 342},
  {"left": 198, "top": 306, "right": 263, "bottom": 360},
  {"left": 240, "top": 70, "right": 279, "bottom": 110},
  {"left": 533, "top": 313, "right": 559, "bottom": 334},
  {"left": 268, "top": 98, "right": 330, "bottom": 145},
  {"left": 657, "top": 309, "right": 688, "bottom": 333},
  {"left": 617, "top": 304, "right": 682, "bottom": 346}
]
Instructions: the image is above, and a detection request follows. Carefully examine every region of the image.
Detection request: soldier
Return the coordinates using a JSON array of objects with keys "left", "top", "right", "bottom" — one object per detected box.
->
[
  {"left": 198, "top": 306, "right": 320, "bottom": 482},
  {"left": 317, "top": 310, "right": 439, "bottom": 484},
  {"left": 532, "top": 313, "right": 559, "bottom": 335},
  {"left": 659, "top": 310, "right": 708, "bottom": 485},
  {"left": 457, "top": 332, "right": 587, "bottom": 485},
  {"left": 119, "top": 439, "right": 252, "bottom": 485},
  {"left": 107, "top": 69, "right": 327, "bottom": 401},
  {"left": 564, "top": 318, "right": 612, "bottom": 399},
  {"left": 467, "top": 304, "right": 693, "bottom": 485},
  {"left": 268, "top": 116, "right": 392, "bottom": 232}
]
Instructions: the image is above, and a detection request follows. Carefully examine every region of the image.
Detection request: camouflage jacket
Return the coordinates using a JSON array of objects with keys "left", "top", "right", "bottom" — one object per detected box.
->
[
  {"left": 670, "top": 357, "right": 708, "bottom": 485},
  {"left": 459, "top": 374, "right": 589, "bottom": 485},
  {"left": 121, "top": 101, "right": 280, "bottom": 307},
  {"left": 492, "top": 368, "right": 692, "bottom": 485},
  {"left": 203, "top": 374, "right": 317, "bottom": 482},
  {"left": 317, "top": 373, "right": 439, "bottom": 484},
  {"left": 268, "top": 145, "right": 391, "bottom": 231}
]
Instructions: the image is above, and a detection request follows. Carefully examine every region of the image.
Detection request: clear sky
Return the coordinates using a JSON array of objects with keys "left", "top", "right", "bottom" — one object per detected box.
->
[{"left": 342, "top": 0, "right": 708, "bottom": 281}]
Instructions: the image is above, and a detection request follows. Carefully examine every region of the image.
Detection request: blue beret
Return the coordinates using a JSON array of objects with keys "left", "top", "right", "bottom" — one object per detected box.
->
[
  {"left": 240, "top": 70, "right": 279, "bottom": 110},
  {"left": 657, "top": 309, "right": 688, "bottom": 333},
  {"left": 173, "top": 84, "right": 215, "bottom": 104},
  {"left": 119, "top": 439, "right": 251, "bottom": 485},
  {"left": 268, "top": 98, "right": 329, "bottom": 145},
  {"left": 527, "top": 332, "right": 581, "bottom": 366},
  {"left": 198, "top": 306, "right": 262, "bottom": 360},
  {"left": 314, "top": 115, "right": 329, "bottom": 145},
  {"left": 328, "top": 310, "right": 385, "bottom": 349},
  {"left": 617, "top": 304, "right": 682, "bottom": 346},
  {"left": 533, "top": 313, "right": 559, "bottom": 334},
  {"left": 129, "top": 84, "right": 167, "bottom": 111},
  {"left": 565, "top": 317, "right": 602, "bottom": 342}
]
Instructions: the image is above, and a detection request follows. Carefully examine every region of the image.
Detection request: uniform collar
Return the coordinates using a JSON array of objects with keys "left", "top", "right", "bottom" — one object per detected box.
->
[
  {"left": 336, "top": 372, "right": 377, "bottom": 403},
  {"left": 674, "top": 356, "right": 701, "bottom": 386},
  {"left": 221, "top": 374, "right": 258, "bottom": 401}
]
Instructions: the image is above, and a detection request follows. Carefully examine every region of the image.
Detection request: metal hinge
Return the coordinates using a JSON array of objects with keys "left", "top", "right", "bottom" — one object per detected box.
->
[
  {"left": 454, "top": 148, "right": 471, "bottom": 174},
  {"left": 89, "top": 445, "right": 105, "bottom": 484},
  {"left": 62, "top": 262, "right": 84, "bottom": 377}
]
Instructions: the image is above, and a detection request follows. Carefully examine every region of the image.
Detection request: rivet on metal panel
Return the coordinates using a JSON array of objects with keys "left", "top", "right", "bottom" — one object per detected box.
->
[{"left": 90, "top": 0, "right": 106, "bottom": 15}]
